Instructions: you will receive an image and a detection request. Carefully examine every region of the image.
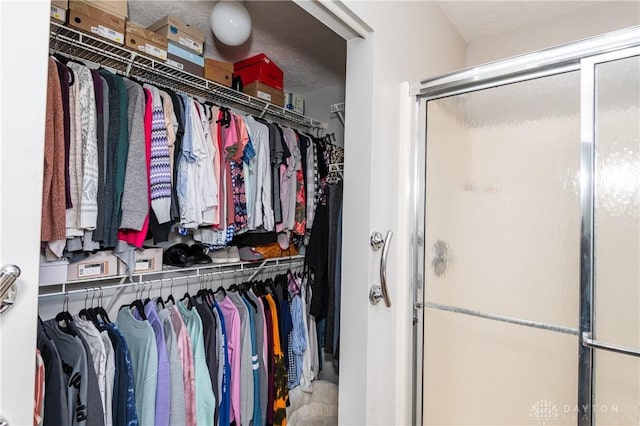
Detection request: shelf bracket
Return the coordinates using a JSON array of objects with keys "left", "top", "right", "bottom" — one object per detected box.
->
[
  {"left": 125, "top": 52, "right": 138, "bottom": 77},
  {"left": 330, "top": 102, "right": 345, "bottom": 126},
  {"left": 258, "top": 103, "right": 270, "bottom": 119}
]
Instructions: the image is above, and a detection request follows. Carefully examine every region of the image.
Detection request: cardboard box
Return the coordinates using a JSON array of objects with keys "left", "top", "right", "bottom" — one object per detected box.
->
[
  {"left": 234, "top": 54, "right": 284, "bottom": 90},
  {"left": 244, "top": 82, "right": 285, "bottom": 107},
  {"left": 118, "top": 247, "right": 163, "bottom": 275},
  {"left": 285, "top": 92, "right": 305, "bottom": 115},
  {"left": 125, "top": 21, "right": 167, "bottom": 61},
  {"left": 68, "top": 4, "right": 125, "bottom": 45},
  {"left": 148, "top": 15, "right": 204, "bottom": 56},
  {"left": 39, "top": 255, "right": 69, "bottom": 286},
  {"left": 204, "top": 58, "right": 233, "bottom": 87},
  {"left": 69, "top": 0, "right": 127, "bottom": 18},
  {"left": 165, "top": 42, "right": 204, "bottom": 76},
  {"left": 67, "top": 251, "right": 119, "bottom": 281},
  {"left": 51, "top": 4, "right": 67, "bottom": 23}
]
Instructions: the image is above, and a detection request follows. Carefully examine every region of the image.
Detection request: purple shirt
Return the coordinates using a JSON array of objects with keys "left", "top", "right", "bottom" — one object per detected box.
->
[{"left": 134, "top": 303, "right": 170, "bottom": 426}]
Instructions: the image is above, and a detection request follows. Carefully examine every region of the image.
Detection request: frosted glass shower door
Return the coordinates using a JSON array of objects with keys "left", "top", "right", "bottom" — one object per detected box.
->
[
  {"left": 422, "top": 71, "right": 582, "bottom": 425},
  {"left": 591, "top": 53, "right": 640, "bottom": 425}
]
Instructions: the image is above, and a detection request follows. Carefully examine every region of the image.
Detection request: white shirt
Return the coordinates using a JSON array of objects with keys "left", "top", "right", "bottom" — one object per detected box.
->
[{"left": 244, "top": 116, "right": 274, "bottom": 231}]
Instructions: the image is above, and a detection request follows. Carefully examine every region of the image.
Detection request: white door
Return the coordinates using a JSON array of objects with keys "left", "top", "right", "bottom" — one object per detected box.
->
[
  {"left": 417, "top": 33, "right": 640, "bottom": 426},
  {"left": 589, "top": 50, "right": 640, "bottom": 425},
  {"left": 0, "top": 1, "right": 51, "bottom": 424},
  {"left": 421, "top": 69, "right": 582, "bottom": 426}
]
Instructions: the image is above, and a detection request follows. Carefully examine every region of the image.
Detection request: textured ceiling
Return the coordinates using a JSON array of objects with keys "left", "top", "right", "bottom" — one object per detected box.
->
[
  {"left": 128, "top": 1, "right": 611, "bottom": 94},
  {"left": 437, "top": 0, "right": 604, "bottom": 43},
  {"left": 128, "top": 0, "right": 347, "bottom": 94}
]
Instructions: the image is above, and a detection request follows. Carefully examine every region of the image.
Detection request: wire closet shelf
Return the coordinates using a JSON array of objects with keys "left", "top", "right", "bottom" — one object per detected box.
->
[
  {"left": 39, "top": 256, "right": 306, "bottom": 299},
  {"left": 49, "top": 21, "right": 326, "bottom": 129}
]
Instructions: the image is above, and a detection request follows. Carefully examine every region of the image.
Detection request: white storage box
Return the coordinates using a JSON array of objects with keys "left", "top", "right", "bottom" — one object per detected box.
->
[
  {"left": 68, "top": 250, "right": 119, "bottom": 280},
  {"left": 39, "top": 255, "right": 69, "bottom": 286},
  {"left": 118, "top": 247, "right": 163, "bottom": 275}
]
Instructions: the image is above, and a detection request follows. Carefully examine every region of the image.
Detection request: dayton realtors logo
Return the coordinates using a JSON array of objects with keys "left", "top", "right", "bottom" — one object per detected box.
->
[{"left": 529, "top": 400, "right": 560, "bottom": 425}]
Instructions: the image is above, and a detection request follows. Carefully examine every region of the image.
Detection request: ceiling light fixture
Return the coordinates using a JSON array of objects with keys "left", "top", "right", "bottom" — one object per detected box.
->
[{"left": 210, "top": 0, "right": 252, "bottom": 46}]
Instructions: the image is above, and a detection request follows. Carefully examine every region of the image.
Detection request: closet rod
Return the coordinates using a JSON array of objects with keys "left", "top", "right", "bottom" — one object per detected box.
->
[{"left": 38, "top": 258, "right": 305, "bottom": 299}]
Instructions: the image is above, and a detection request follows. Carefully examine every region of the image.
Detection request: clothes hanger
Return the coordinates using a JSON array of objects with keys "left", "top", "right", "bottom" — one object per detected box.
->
[
  {"left": 195, "top": 274, "right": 217, "bottom": 308},
  {"left": 217, "top": 107, "right": 232, "bottom": 127},
  {"left": 119, "top": 283, "right": 147, "bottom": 320},
  {"left": 164, "top": 277, "right": 176, "bottom": 306},
  {"left": 77, "top": 288, "right": 96, "bottom": 323},
  {"left": 238, "top": 282, "right": 258, "bottom": 312},
  {"left": 86, "top": 287, "right": 109, "bottom": 331},
  {"left": 156, "top": 279, "right": 166, "bottom": 310},
  {"left": 51, "top": 53, "right": 76, "bottom": 86},
  {"left": 287, "top": 269, "right": 300, "bottom": 295},
  {"left": 193, "top": 275, "right": 207, "bottom": 299},
  {"left": 180, "top": 277, "right": 197, "bottom": 309},
  {"left": 54, "top": 293, "right": 73, "bottom": 325},
  {"left": 213, "top": 285, "right": 227, "bottom": 297},
  {"left": 93, "top": 287, "right": 112, "bottom": 324},
  {"left": 143, "top": 280, "right": 154, "bottom": 305}
]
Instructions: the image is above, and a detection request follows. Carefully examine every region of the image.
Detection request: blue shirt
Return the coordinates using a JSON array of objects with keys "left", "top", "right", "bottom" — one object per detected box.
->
[
  {"left": 289, "top": 294, "right": 306, "bottom": 389},
  {"left": 105, "top": 322, "right": 139, "bottom": 426},
  {"left": 213, "top": 301, "right": 231, "bottom": 426}
]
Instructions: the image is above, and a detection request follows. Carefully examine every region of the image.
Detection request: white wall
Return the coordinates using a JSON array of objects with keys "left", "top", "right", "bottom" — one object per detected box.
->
[
  {"left": 467, "top": 1, "right": 640, "bottom": 66},
  {"left": 302, "top": 84, "right": 345, "bottom": 147},
  {"left": 339, "top": 2, "right": 466, "bottom": 424}
]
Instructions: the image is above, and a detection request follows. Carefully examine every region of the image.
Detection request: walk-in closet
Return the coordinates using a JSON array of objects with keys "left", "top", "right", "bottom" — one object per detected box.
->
[{"left": 35, "top": 1, "right": 346, "bottom": 425}]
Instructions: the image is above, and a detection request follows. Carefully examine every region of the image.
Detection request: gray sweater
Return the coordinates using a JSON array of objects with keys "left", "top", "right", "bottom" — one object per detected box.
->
[
  {"left": 44, "top": 319, "right": 91, "bottom": 426},
  {"left": 120, "top": 79, "right": 149, "bottom": 231}
]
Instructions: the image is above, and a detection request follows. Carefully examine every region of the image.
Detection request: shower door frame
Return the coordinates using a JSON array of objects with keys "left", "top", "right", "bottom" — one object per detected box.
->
[{"left": 410, "top": 26, "right": 640, "bottom": 426}]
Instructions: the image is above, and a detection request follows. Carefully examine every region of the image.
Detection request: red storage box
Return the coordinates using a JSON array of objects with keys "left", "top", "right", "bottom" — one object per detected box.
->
[{"left": 234, "top": 54, "right": 283, "bottom": 90}]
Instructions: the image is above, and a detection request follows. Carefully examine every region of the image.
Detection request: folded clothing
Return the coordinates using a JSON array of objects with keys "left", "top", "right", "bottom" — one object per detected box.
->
[
  {"left": 238, "top": 246, "right": 265, "bottom": 263},
  {"left": 163, "top": 243, "right": 194, "bottom": 267},
  {"left": 163, "top": 243, "right": 212, "bottom": 267},
  {"left": 188, "top": 243, "right": 212, "bottom": 264}
]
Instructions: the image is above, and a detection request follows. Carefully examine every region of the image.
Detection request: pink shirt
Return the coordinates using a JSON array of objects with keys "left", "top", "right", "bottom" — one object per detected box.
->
[
  {"left": 170, "top": 305, "right": 197, "bottom": 426},
  {"left": 218, "top": 296, "right": 242, "bottom": 424}
]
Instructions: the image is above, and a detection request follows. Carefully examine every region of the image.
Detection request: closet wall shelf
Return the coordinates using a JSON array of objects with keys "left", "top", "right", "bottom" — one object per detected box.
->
[
  {"left": 49, "top": 21, "right": 327, "bottom": 129},
  {"left": 39, "top": 255, "right": 305, "bottom": 298}
]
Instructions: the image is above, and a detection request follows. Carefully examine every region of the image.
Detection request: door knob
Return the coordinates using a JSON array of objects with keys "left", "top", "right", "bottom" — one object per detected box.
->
[{"left": 0, "top": 264, "right": 20, "bottom": 315}]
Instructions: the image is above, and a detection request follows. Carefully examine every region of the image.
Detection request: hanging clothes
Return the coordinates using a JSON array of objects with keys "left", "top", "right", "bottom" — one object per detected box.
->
[
  {"left": 168, "top": 305, "right": 197, "bottom": 426},
  {"left": 41, "top": 58, "right": 67, "bottom": 243},
  {"left": 115, "top": 308, "right": 157, "bottom": 426},
  {"left": 176, "top": 299, "right": 216, "bottom": 426},
  {"left": 157, "top": 307, "right": 187, "bottom": 426}
]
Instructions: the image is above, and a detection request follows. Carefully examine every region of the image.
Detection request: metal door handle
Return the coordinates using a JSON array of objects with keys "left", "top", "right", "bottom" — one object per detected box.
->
[
  {"left": 582, "top": 332, "right": 640, "bottom": 358},
  {"left": 369, "top": 230, "right": 392, "bottom": 307},
  {"left": 0, "top": 264, "right": 20, "bottom": 315}
]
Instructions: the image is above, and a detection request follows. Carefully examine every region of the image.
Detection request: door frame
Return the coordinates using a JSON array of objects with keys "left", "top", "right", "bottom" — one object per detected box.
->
[
  {"left": 410, "top": 26, "right": 640, "bottom": 426},
  {"left": 578, "top": 45, "right": 640, "bottom": 424}
]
